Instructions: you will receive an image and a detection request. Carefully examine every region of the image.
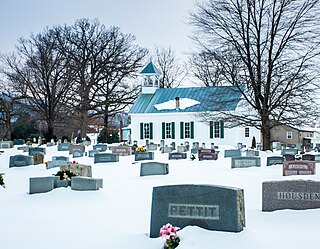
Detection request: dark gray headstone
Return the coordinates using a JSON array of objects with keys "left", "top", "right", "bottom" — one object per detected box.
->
[
  {"left": 9, "top": 155, "right": 34, "bottom": 168},
  {"left": 231, "top": 156, "right": 261, "bottom": 168},
  {"left": 283, "top": 160, "right": 316, "bottom": 176},
  {"left": 169, "top": 152, "right": 187, "bottom": 160},
  {"left": 93, "top": 144, "right": 108, "bottom": 152},
  {"left": 262, "top": 180, "right": 320, "bottom": 211},
  {"left": 28, "top": 147, "right": 46, "bottom": 156},
  {"left": 150, "top": 184, "right": 245, "bottom": 238},
  {"left": 135, "top": 152, "right": 154, "bottom": 161},
  {"left": 0, "top": 141, "right": 14, "bottom": 149},
  {"left": 266, "top": 156, "right": 284, "bottom": 166},
  {"left": 29, "top": 176, "right": 59, "bottom": 194},
  {"left": 72, "top": 149, "right": 84, "bottom": 158},
  {"left": 301, "top": 154, "right": 315, "bottom": 161},
  {"left": 111, "top": 145, "right": 132, "bottom": 156},
  {"left": 57, "top": 142, "right": 71, "bottom": 151},
  {"left": 224, "top": 149, "right": 241, "bottom": 158},
  {"left": 283, "top": 154, "right": 295, "bottom": 161},
  {"left": 94, "top": 153, "right": 119, "bottom": 163},
  {"left": 71, "top": 176, "right": 103, "bottom": 191},
  {"left": 281, "top": 148, "right": 298, "bottom": 155},
  {"left": 13, "top": 139, "right": 25, "bottom": 145},
  {"left": 140, "top": 162, "right": 169, "bottom": 176}
]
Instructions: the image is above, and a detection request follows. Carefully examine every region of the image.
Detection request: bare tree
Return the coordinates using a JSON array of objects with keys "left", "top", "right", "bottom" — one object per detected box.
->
[
  {"left": 153, "top": 46, "right": 188, "bottom": 88},
  {"left": 190, "top": 0, "right": 320, "bottom": 150},
  {"left": 1, "top": 29, "right": 73, "bottom": 140},
  {"left": 55, "top": 18, "right": 147, "bottom": 139}
]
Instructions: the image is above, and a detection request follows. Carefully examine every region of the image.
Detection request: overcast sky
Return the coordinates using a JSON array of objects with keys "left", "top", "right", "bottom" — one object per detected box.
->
[{"left": 0, "top": 0, "right": 196, "bottom": 59}]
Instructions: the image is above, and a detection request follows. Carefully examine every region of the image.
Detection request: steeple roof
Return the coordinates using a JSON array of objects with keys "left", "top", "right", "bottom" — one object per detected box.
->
[{"left": 140, "top": 60, "right": 160, "bottom": 75}]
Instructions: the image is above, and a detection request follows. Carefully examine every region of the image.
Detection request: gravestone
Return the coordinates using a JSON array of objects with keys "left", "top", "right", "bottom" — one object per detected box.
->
[
  {"left": 262, "top": 180, "right": 320, "bottom": 211},
  {"left": 231, "top": 156, "right": 261, "bottom": 168},
  {"left": 224, "top": 149, "right": 241, "bottom": 158},
  {"left": 146, "top": 143, "right": 158, "bottom": 151},
  {"left": 93, "top": 144, "right": 108, "bottom": 152},
  {"left": 46, "top": 142, "right": 55, "bottom": 147},
  {"left": 281, "top": 148, "right": 298, "bottom": 155},
  {"left": 46, "top": 160, "right": 70, "bottom": 170},
  {"left": 191, "top": 142, "right": 199, "bottom": 154},
  {"left": 72, "top": 149, "right": 84, "bottom": 158},
  {"left": 112, "top": 145, "right": 132, "bottom": 156},
  {"left": 314, "top": 154, "right": 320, "bottom": 163},
  {"left": 272, "top": 142, "right": 282, "bottom": 151},
  {"left": 52, "top": 156, "right": 69, "bottom": 162},
  {"left": 135, "top": 151, "right": 154, "bottom": 161},
  {"left": 177, "top": 145, "right": 187, "bottom": 153},
  {"left": 266, "top": 156, "right": 284, "bottom": 166},
  {"left": 29, "top": 176, "right": 60, "bottom": 194},
  {"left": 33, "top": 152, "right": 44, "bottom": 165},
  {"left": 60, "top": 164, "right": 92, "bottom": 177},
  {"left": 94, "top": 153, "right": 119, "bottom": 163},
  {"left": 301, "top": 154, "right": 315, "bottom": 161},
  {"left": 17, "top": 146, "right": 29, "bottom": 152},
  {"left": 69, "top": 144, "right": 85, "bottom": 155},
  {"left": 29, "top": 147, "right": 46, "bottom": 156},
  {"left": 140, "top": 162, "right": 169, "bottom": 177},
  {"left": 9, "top": 155, "right": 34, "bottom": 168},
  {"left": 71, "top": 176, "right": 103, "bottom": 191},
  {"left": 171, "top": 142, "right": 176, "bottom": 151},
  {"left": 13, "top": 139, "right": 25, "bottom": 145},
  {"left": 245, "top": 150, "right": 259, "bottom": 157},
  {"left": 283, "top": 154, "right": 295, "bottom": 161},
  {"left": 0, "top": 141, "right": 14, "bottom": 149},
  {"left": 57, "top": 142, "right": 71, "bottom": 151},
  {"left": 283, "top": 160, "right": 316, "bottom": 176},
  {"left": 163, "top": 146, "right": 173, "bottom": 153},
  {"left": 160, "top": 140, "right": 165, "bottom": 153},
  {"left": 198, "top": 149, "right": 218, "bottom": 161},
  {"left": 150, "top": 184, "right": 245, "bottom": 238},
  {"left": 88, "top": 150, "right": 100, "bottom": 157},
  {"left": 169, "top": 152, "right": 187, "bottom": 160}
]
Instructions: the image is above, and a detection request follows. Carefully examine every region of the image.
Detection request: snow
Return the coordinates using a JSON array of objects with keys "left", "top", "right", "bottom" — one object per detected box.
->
[
  {"left": 154, "top": 98, "right": 200, "bottom": 110},
  {"left": 0, "top": 141, "right": 320, "bottom": 249}
]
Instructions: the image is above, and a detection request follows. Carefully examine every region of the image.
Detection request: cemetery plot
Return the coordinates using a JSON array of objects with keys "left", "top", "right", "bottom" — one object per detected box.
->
[
  {"left": 231, "top": 156, "right": 261, "bottom": 168},
  {"left": 150, "top": 184, "right": 245, "bottom": 238},
  {"left": 262, "top": 180, "right": 320, "bottom": 211},
  {"left": 140, "top": 162, "right": 169, "bottom": 176},
  {"left": 283, "top": 160, "right": 316, "bottom": 176}
]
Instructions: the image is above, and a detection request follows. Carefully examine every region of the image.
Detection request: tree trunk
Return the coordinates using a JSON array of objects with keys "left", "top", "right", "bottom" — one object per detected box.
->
[
  {"left": 261, "top": 119, "right": 272, "bottom": 151},
  {"left": 5, "top": 110, "right": 11, "bottom": 140},
  {"left": 101, "top": 107, "right": 109, "bottom": 143}
]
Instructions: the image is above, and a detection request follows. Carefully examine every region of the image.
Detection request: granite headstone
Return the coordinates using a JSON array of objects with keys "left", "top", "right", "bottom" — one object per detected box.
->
[{"left": 140, "top": 162, "right": 169, "bottom": 176}]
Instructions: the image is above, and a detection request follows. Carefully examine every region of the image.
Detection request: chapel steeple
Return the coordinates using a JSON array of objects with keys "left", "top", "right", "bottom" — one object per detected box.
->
[{"left": 140, "top": 59, "right": 161, "bottom": 94}]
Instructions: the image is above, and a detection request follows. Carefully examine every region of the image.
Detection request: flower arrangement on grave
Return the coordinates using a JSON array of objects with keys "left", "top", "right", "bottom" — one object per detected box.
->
[
  {"left": 71, "top": 160, "right": 79, "bottom": 164},
  {"left": 159, "top": 223, "right": 180, "bottom": 249},
  {"left": 55, "top": 169, "right": 78, "bottom": 180},
  {"left": 0, "top": 174, "right": 5, "bottom": 188},
  {"left": 136, "top": 146, "right": 146, "bottom": 153}
]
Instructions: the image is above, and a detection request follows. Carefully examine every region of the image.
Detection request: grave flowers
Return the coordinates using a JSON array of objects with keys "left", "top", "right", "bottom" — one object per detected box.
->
[
  {"left": 54, "top": 169, "right": 77, "bottom": 180},
  {"left": 159, "top": 223, "right": 180, "bottom": 249},
  {"left": 136, "top": 146, "right": 146, "bottom": 153}
]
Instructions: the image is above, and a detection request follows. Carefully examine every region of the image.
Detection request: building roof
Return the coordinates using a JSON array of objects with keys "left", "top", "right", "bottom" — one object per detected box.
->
[
  {"left": 140, "top": 60, "right": 160, "bottom": 75},
  {"left": 129, "top": 86, "right": 241, "bottom": 114}
]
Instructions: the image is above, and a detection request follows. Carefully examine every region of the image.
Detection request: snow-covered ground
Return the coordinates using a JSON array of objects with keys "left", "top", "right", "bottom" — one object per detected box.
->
[{"left": 0, "top": 141, "right": 319, "bottom": 249}]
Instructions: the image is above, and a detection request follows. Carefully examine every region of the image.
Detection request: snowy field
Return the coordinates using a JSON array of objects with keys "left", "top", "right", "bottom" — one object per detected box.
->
[{"left": 0, "top": 141, "right": 320, "bottom": 249}]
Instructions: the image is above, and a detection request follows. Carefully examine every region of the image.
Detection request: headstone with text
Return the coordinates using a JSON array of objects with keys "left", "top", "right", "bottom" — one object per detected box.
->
[
  {"left": 283, "top": 160, "right": 316, "bottom": 176},
  {"left": 93, "top": 144, "right": 108, "bottom": 152},
  {"left": 112, "top": 145, "right": 132, "bottom": 156},
  {"left": 262, "top": 180, "right": 320, "bottom": 211},
  {"left": 72, "top": 149, "right": 84, "bottom": 158},
  {"left": 266, "top": 156, "right": 284, "bottom": 166},
  {"left": 140, "top": 162, "right": 169, "bottom": 176},
  {"left": 281, "top": 148, "right": 298, "bottom": 155},
  {"left": 9, "top": 155, "right": 34, "bottom": 168},
  {"left": 198, "top": 149, "right": 218, "bottom": 161},
  {"left": 94, "top": 153, "right": 119, "bottom": 163},
  {"left": 149, "top": 184, "right": 245, "bottom": 238},
  {"left": 224, "top": 149, "right": 241, "bottom": 158},
  {"left": 231, "top": 156, "right": 261, "bottom": 168},
  {"left": 57, "top": 142, "right": 71, "bottom": 151},
  {"left": 169, "top": 152, "right": 187, "bottom": 160},
  {"left": 46, "top": 160, "right": 70, "bottom": 170},
  {"left": 88, "top": 150, "right": 100, "bottom": 157},
  {"left": 60, "top": 164, "right": 92, "bottom": 177},
  {"left": 135, "top": 151, "right": 154, "bottom": 161},
  {"left": 146, "top": 143, "right": 158, "bottom": 151}
]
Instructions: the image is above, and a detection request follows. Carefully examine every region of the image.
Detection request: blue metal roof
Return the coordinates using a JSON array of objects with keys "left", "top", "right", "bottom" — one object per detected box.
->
[
  {"left": 129, "top": 86, "right": 241, "bottom": 114},
  {"left": 140, "top": 61, "right": 160, "bottom": 75}
]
